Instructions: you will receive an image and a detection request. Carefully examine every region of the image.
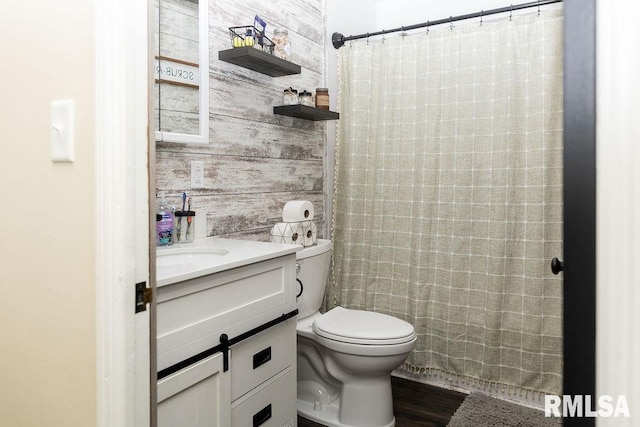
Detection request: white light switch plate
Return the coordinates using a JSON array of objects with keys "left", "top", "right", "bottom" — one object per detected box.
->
[{"left": 51, "top": 99, "right": 75, "bottom": 162}]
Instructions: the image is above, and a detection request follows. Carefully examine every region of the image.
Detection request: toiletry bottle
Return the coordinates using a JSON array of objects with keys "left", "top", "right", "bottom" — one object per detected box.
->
[{"left": 156, "top": 198, "right": 174, "bottom": 246}]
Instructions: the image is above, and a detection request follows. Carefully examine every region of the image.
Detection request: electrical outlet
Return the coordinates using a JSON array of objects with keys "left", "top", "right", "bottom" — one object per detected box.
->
[{"left": 191, "top": 161, "right": 204, "bottom": 188}]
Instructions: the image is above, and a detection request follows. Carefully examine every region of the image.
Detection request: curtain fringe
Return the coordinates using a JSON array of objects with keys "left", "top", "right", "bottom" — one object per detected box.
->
[
  {"left": 395, "top": 363, "right": 550, "bottom": 409},
  {"left": 328, "top": 49, "right": 344, "bottom": 310}
]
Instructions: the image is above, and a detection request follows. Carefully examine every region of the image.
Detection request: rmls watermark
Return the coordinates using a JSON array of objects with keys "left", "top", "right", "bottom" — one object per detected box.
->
[{"left": 545, "top": 395, "right": 630, "bottom": 418}]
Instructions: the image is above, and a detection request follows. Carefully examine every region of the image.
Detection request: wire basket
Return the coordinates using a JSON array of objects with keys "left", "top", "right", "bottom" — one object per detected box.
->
[
  {"left": 269, "top": 221, "right": 317, "bottom": 247},
  {"left": 229, "top": 26, "right": 274, "bottom": 54}
]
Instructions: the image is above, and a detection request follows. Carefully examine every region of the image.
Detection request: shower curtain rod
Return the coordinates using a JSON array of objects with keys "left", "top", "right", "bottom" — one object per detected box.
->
[{"left": 331, "top": 0, "right": 563, "bottom": 49}]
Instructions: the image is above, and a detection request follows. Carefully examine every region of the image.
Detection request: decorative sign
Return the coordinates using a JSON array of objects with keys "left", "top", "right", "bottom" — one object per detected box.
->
[{"left": 155, "top": 57, "right": 200, "bottom": 88}]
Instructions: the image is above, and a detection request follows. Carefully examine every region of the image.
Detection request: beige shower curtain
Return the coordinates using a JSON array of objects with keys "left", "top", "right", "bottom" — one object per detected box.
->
[{"left": 331, "top": 10, "right": 563, "bottom": 396}]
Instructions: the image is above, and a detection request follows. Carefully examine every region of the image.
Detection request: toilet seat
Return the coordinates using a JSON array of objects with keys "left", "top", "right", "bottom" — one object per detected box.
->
[{"left": 313, "top": 307, "right": 415, "bottom": 345}]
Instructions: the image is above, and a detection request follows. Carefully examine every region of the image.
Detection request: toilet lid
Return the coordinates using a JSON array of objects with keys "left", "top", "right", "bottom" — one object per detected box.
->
[{"left": 313, "top": 307, "right": 416, "bottom": 345}]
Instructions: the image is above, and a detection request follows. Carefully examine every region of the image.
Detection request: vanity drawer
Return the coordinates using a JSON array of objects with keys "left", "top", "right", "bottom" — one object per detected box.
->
[
  {"left": 231, "top": 369, "right": 295, "bottom": 427},
  {"left": 230, "top": 318, "right": 296, "bottom": 401}
]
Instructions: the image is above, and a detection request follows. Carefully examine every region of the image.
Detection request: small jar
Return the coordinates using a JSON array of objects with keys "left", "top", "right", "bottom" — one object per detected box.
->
[
  {"left": 315, "top": 88, "right": 330, "bottom": 110},
  {"left": 272, "top": 29, "right": 290, "bottom": 61},
  {"left": 244, "top": 29, "right": 255, "bottom": 48},
  {"left": 299, "top": 90, "right": 313, "bottom": 107},
  {"left": 283, "top": 87, "right": 298, "bottom": 105}
]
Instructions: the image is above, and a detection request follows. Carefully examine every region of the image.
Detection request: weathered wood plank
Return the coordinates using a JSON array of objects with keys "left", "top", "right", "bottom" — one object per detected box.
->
[
  {"left": 156, "top": 192, "right": 325, "bottom": 240},
  {"left": 156, "top": 0, "right": 328, "bottom": 240},
  {"left": 209, "top": 72, "right": 324, "bottom": 131},
  {"left": 158, "top": 114, "right": 324, "bottom": 160},
  {"left": 156, "top": 151, "right": 323, "bottom": 194},
  {"left": 209, "top": 114, "right": 324, "bottom": 159},
  {"left": 204, "top": 192, "right": 324, "bottom": 236}
]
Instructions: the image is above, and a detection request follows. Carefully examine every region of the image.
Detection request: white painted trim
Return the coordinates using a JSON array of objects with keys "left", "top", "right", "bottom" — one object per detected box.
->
[
  {"left": 95, "top": 0, "right": 150, "bottom": 426},
  {"left": 155, "top": 0, "right": 209, "bottom": 145},
  {"left": 596, "top": 1, "right": 640, "bottom": 425}
]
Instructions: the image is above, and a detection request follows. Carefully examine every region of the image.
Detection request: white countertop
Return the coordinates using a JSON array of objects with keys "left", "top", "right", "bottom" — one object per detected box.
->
[{"left": 156, "top": 237, "right": 302, "bottom": 287}]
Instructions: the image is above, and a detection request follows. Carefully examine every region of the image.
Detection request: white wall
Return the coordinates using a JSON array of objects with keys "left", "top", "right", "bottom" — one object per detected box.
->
[{"left": 0, "top": 1, "right": 97, "bottom": 425}]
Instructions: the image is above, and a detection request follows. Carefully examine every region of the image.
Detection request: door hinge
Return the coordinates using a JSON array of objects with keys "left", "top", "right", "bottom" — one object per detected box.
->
[{"left": 135, "top": 281, "right": 153, "bottom": 313}]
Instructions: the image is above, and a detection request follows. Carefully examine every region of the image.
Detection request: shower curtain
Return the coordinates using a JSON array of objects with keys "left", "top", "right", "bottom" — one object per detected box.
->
[{"left": 331, "top": 10, "right": 563, "bottom": 397}]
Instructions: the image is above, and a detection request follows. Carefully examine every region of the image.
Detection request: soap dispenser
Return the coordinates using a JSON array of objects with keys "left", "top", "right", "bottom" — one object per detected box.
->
[{"left": 156, "top": 198, "right": 174, "bottom": 246}]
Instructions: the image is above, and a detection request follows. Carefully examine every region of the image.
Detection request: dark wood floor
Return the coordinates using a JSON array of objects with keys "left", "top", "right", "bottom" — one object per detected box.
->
[{"left": 298, "top": 376, "right": 466, "bottom": 427}]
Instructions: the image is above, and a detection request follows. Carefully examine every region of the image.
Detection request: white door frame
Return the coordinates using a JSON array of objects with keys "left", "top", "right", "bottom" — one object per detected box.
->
[
  {"left": 596, "top": 0, "right": 640, "bottom": 424},
  {"left": 95, "top": 0, "right": 151, "bottom": 426}
]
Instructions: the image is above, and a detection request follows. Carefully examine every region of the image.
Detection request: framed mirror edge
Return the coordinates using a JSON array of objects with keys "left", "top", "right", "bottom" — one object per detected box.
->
[{"left": 155, "top": 0, "right": 209, "bottom": 145}]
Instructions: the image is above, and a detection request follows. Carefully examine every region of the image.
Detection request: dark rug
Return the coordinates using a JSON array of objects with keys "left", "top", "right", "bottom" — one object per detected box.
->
[{"left": 448, "top": 392, "right": 562, "bottom": 427}]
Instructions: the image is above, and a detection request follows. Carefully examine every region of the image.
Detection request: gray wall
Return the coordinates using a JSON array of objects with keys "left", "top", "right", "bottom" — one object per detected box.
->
[{"left": 156, "top": 0, "right": 328, "bottom": 241}]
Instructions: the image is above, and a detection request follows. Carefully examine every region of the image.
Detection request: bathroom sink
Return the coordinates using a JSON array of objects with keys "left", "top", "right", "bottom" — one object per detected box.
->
[
  {"left": 155, "top": 237, "right": 302, "bottom": 287},
  {"left": 157, "top": 247, "right": 229, "bottom": 280}
]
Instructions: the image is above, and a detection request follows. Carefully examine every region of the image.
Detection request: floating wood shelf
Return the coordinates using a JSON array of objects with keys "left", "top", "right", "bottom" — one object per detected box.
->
[
  {"left": 218, "top": 47, "right": 301, "bottom": 77},
  {"left": 274, "top": 105, "right": 340, "bottom": 121}
]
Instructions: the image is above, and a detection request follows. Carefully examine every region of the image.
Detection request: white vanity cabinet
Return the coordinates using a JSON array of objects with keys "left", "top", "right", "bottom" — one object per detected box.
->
[
  {"left": 156, "top": 238, "right": 300, "bottom": 427},
  {"left": 157, "top": 353, "right": 230, "bottom": 427}
]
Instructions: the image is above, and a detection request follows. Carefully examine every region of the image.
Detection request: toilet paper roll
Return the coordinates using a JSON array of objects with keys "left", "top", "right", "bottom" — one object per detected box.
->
[
  {"left": 302, "top": 221, "right": 317, "bottom": 247},
  {"left": 282, "top": 200, "right": 314, "bottom": 222},
  {"left": 270, "top": 222, "right": 304, "bottom": 245}
]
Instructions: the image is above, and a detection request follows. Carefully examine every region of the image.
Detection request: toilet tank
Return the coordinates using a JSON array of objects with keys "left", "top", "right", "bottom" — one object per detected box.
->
[{"left": 296, "top": 239, "right": 332, "bottom": 319}]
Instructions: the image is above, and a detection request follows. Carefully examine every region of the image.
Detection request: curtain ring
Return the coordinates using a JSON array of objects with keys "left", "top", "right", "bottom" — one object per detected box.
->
[
  {"left": 401, "top": 26, "right": 406, "bottom": 38},
  {"left": 366, "top": 32, "right": 370, "bottom": 45},
  {"left": 426, "top": 20, "right": 430, "bottom": 36},
  {"left": 510, "top": 4, "right": 513, "bottom": 21},
  {"left": 449, "top": 16, "right": 454, "bottom": 31},
  {"left": 537, "top": 0, "right": 541, "bottom": 16},
  {"left": 382, "top": 29, "right": 386, "bottom": 43},
  {"left": 480, "top": 10, "right": 484, "bottom": 26}
]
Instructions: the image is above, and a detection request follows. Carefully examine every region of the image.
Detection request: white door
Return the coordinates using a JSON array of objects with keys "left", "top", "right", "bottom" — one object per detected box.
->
[{"left": 95, "top": 0, "right": 152, "bottom": 426}]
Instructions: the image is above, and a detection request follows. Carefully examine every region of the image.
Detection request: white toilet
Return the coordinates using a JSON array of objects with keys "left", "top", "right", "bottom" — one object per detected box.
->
[{"left": 295, "top": 239, "right": 417, "bottom": 427}]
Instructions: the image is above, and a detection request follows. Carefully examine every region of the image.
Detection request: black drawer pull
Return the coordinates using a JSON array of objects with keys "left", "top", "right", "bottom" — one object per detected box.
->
[
  {"left": 253, "top": 403, "right": 272, "bottom": 427},
  {"left": 253, "top": 346, "right": 272, "bottom": 369}
]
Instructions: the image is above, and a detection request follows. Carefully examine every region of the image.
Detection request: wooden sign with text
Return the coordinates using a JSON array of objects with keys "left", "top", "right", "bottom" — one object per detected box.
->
[{"left": 154, "top": 57, "right": 200, "bottom": 88}]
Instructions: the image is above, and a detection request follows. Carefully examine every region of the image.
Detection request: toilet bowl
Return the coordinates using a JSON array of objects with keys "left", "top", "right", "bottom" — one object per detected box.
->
[{"left": 296, "top": 239, "right": 416, "bottom": 427}]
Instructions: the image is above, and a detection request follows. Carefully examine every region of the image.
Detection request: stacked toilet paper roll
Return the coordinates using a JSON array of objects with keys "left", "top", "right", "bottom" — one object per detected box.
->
[
  {"left": 282, "top": 200, "right": 314, "bottom": 222},
  {"left": 270, "top": 201, "right": 317, "bottom": 247}
]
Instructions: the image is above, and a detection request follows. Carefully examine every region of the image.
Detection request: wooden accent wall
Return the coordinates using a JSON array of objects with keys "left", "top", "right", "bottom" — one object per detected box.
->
[{"left": 156, "top": 0, "right": 327, "bottom": 241}]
